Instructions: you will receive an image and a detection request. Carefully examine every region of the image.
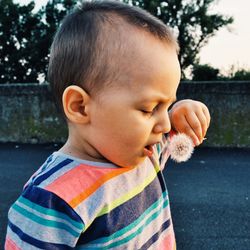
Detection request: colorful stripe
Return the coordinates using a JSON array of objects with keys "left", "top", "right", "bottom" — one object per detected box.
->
[
  {"left": 17, "top": 196, "right": 83, "bottom": 230},
  {"left": 68, "top": 167, "right": 133, "bottom": 208},
  {"left": 45, "top": 164, "right": 132, "bottom": 206},
  {"left": 71, "top": 158, "right": 157, "bottom": 228},
  {"left": 79, "top": 176, "right": 168, "bottom": 244},
  {"left": 140, "top": 219, "right": 171, "bottom": 250},
  {"left": 32, "top": 158, "right": 73, "bottom": 186},
  {"left": 5, "top": 237, "right": 21, "bottom": 250},
  {"left": 12, "top": 202, "right": 80, "bottom": 237},
  {"left": 8, "top": 221, "right": 74, "bottom": 250},
  {"left": 157, "top": 229, "right": 176, "bottom": 250},
  {"left": 5, "top": 146, "right": 175, "bottom": 249},
  {"left": 97, "top": 165, "right": 159, "bottom": 217},
  {"left": 22, "top": 185, "right": 82, "bottom": 222},
  {"left": 79, "top": 191, "right": 170, "bottom": 248}
]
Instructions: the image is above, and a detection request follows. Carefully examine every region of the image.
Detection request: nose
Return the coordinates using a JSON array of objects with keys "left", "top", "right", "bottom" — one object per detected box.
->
[{"left": 153, "top": 112, "right": 171, "bottom": 134}]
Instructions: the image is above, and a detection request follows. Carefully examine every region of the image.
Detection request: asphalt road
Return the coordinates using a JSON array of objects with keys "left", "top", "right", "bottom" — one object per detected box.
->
[{"left": 0, "top": 144, "right": 249, "bottom": 250}]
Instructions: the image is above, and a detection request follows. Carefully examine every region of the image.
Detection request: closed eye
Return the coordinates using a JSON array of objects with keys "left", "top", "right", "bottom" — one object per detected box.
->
[
  {"left": 141, "top": 105, "right": 159, "bottom": 115},
  {"left": 141, "top": 102, "right": 173, "bottom": 115},
  {"left": 141, "top": 110, "right": 154, "bottom": 115}
]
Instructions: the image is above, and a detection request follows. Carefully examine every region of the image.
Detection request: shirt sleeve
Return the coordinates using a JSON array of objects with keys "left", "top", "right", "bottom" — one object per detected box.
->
[{"left": 5, "top": 185, "right": 84, "bottom": 250}]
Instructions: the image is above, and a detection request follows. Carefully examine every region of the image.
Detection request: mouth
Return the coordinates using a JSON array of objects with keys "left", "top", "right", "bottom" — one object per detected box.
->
[{"left": 143, "top": 144, "right": 154, "bottom": 157}]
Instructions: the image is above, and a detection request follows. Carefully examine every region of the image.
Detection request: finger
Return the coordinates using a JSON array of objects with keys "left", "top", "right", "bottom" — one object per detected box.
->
[
  {"left": 185, "top": 112, "right": 203, "bottom": 143},
  {"left": 188, "top": 130, "right": 200, "bottom": 146},
  {"left": 175, "top": 115, "right": 200, "bottom": 146},
  {"left": 202, "top": 105, "right": 211, "bottom": 129},
  {"left": 195, "top": 110, "right": 208, "bottom": 138}
]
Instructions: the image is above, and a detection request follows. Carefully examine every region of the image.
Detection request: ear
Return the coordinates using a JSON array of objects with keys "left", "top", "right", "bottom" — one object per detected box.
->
[{"left": 62, "top": 85, "right": 91, "bottom": 124}]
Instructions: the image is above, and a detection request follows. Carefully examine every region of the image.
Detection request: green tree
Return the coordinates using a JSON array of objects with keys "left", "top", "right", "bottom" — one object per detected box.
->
[
  {"left": 127, "top": 0, "right": 233, "bottom": 77},
  {"left": 192, "top": 64, "right": 219, "bottom": 80},
  {"left": 220, "top": 65, "right": 250, "bottom": 81},
  {"left": 0, "top": 0, "right": 39, "bottom": 83},
  {"left": 230, "top": 69, "right": 250, "bottom": 81},
  {"left": 0, "top": 0, "right": 76, "bottom": 83},
  {"left": 0, "top": 0, "right": 233, "bottom": 83},
  {"left": 28, "top": 0, "right": 77, "bottom": 82}
]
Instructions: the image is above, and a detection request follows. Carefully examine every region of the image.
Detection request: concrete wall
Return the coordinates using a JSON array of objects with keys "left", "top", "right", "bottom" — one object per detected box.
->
[
  {"left": 0, "top": 84, "right": 67, "bottom": 144},
  {"left": 177, "top": 81, "right": 250, "bottom": 147},
  {"left": 0, "top": 81, "right": 249, "bottom": 147}
]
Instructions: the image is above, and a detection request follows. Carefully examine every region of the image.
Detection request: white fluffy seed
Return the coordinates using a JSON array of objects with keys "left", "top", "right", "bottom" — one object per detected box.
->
[{"left": 168, "top": 133, "right": 194, "bottom": 163}]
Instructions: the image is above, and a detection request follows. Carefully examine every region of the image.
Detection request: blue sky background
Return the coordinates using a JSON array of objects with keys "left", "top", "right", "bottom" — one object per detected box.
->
[{"left": 16, "top": 0, "right": 250, "bottom": 73}]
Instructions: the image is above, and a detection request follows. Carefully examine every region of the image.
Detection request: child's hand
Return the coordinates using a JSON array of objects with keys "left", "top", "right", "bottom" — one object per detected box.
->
[{"left": 168, "top": 99, "right": 210, "bottom": 146}]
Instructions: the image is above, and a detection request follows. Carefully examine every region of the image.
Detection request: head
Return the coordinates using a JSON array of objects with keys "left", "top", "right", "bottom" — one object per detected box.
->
[{"left": 48, "top": 0, "right": 181, "bottom": 167}]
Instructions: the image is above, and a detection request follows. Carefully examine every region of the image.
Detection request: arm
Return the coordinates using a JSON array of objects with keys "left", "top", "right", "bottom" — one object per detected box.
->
[
  {"left": 168, "top": 99, "right": 211, "bottom": 146},
  {"left": 5, "top": 186, "right": 84, "bottom": 249},
  {"left": 157, "top": 99, "right": 210, "bottom": 168}
]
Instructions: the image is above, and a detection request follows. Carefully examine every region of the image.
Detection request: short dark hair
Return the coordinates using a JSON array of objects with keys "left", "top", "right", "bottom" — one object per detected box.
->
[{"left": 47, "top": 0, "right": 178, "bottom": 111}]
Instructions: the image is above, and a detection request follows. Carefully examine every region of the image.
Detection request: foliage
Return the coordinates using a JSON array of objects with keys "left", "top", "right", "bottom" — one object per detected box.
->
[
  {"left": 192, "top": 64, "right": 250, "bottom": 81},
  {"left": 126, "top": 0, "right": 233, "bottom": 77},
  {"left": 0, "top": 0, "right": 38, "bottom": 83},
  {"left": 192, "top": 64, "right": 219, "bottom": 80},
  {"left": 0, "top": 0, "right": 234, "bottom": 83},
  {"left": 0, "top": 0, "right": 76, "bottom": 83},
  {"left": 230, "top": 69, "right": 250, "bottom": 81}
]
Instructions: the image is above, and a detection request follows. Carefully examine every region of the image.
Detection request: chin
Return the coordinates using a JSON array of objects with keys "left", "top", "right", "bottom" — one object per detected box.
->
[
  {"left": 113, "top": 158, "right": 143, "bottom": 168},
  {"left": 126, "top": 157, "right": 146, "bottom": 168},
  {"left": 105, "top": 152, "right": 146, "bottom": 168}
]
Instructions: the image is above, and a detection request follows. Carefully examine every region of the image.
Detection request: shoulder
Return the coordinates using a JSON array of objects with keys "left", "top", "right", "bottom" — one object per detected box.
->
[
  {"left": 36, "top": 153, "right": 130, "bottom": 205},
  {"left": 6, "top": 184, "right": 84, "bottom": 249}
]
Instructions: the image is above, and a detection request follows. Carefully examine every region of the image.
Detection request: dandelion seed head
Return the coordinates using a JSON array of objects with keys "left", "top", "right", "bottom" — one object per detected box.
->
[{"left": 169, "top": 133, "right": 194, "bottom": 163}]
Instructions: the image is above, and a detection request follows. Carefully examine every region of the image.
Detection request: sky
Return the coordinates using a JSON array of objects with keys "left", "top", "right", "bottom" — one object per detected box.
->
[
  {"left": 199, "top": 0, "right": 250, "bottom": 74},
  {"left": 16, "top": 0, "right": 250, "bottom": 73}
]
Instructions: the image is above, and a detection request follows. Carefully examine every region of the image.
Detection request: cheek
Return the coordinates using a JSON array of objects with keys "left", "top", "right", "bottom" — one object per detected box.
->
[
  {"left": 117, "top": 116, "right": 153, "bottom": 148},
  {"left": 96, "top": 111, "right": 151, "bottom": 145}
]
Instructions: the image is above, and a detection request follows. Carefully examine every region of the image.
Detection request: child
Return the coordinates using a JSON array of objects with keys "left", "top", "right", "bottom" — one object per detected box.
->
[{"left": 5, "top": 1, "right": 210, "bottom": 249}]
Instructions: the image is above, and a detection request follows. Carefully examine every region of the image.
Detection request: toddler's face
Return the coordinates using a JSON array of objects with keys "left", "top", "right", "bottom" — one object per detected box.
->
[{"left": 87, "top": 37, "right": 181, "bottom": 167}]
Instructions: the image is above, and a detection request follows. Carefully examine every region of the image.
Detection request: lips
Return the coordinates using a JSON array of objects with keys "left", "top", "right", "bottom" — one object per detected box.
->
[{"left": 143, "top": 144, "right": 154, "bottom": 157}]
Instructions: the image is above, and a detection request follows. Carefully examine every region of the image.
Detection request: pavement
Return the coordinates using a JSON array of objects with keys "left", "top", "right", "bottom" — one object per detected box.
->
[{"left": 0, "top": 144, "right": 249, "bottom": 250}]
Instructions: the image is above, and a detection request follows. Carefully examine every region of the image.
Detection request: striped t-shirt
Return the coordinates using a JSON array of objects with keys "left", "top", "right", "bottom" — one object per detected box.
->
[{"left": 5, "top": 147, "right": 175, "bottom": 249}]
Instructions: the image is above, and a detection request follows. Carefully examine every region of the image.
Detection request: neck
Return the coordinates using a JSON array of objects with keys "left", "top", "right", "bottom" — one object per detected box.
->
[{"left": 59, "top": 127, "right": 109, "bottom": 163}]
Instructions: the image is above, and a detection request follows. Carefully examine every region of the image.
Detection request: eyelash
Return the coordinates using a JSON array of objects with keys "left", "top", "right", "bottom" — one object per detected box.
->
[
  {"left": 141, "top": 106, "right": 158, "bottom": 115},
  {"left": 141, "top": 103, "right": 171, "bottom": 116},
  {"left": 141, "top": 110, "right": 153, "bottom": 115}
]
